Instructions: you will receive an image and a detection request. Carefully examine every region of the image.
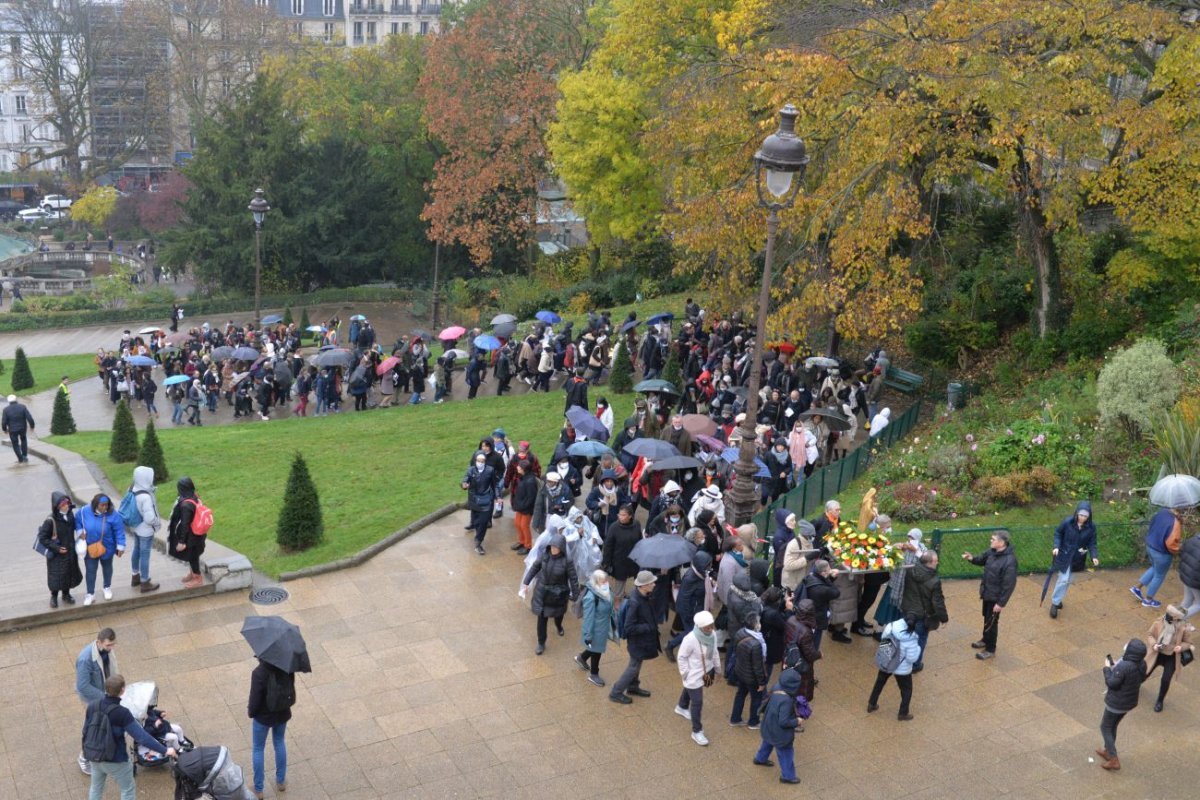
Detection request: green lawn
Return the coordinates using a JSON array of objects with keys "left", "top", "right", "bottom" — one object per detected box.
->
[
  {"left": 11, "top": 353, "right": 100, "bottom": 396},
  {"left": 51, "top": 388, "right": 640, "bottom": 578}
]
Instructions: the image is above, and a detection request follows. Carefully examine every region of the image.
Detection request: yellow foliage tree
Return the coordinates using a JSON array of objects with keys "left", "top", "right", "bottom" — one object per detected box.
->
[{"left": 70, "top": 185, "right": 118, "bottom": 230}]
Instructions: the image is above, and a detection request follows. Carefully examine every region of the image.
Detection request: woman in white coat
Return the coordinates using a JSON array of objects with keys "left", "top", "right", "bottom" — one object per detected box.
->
[
  {"left": 867, "top": 612, "right": 922, "bottom": 720},
  {"left": 675, "top": 610, "right": 720, "bottom": 746}
]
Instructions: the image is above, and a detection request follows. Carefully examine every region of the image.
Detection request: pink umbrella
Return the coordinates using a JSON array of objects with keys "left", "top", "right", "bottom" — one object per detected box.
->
[
  {"left": 695, "top": 434, "right": 726, "bottom": 453},
  {"left": 376, "top": 355, "right": 401, "bottom": 375},
  {"left": 439, "top": 325, "right": 467, "bottom": 340}
]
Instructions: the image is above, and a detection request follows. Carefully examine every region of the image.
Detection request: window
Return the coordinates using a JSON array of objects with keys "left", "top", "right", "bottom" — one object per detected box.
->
[
  {"left": 390, "top": 22, "right": 398, "bottom": 34},
  {"left": 9, "top": 36, "right": 19, "bottom": 55},
  {"left": 401, "top": 21, "right": 410, "bottom": 33},
  {"left": 353, "top": 21, "right": 362, "bottom": 42},
  {"left": 323, "top": 0, "right": 335, "bottom": 14},
  {"left": 12, "top": 62, "right": 21, "bottom": 80},
  {"left": 256, "top": 0, "right": 268, "bottom": 6},
  {"left": 419, "top": 20, "right": 428, "bottom": 34},
  {"left": 15, "top": 95, "right": 26, "bottom": 114},
  {"left": 292, "top": 0, "right": 304, "bottom": 14},
  {"left": 323, "top": 22, "right": 336, "bottom": 42},
  {"left": 222, "top": 77, "right": 232, "bottom": 95},
  {"left": 366, "top": 21, "right": 376, "bottom": 42}
]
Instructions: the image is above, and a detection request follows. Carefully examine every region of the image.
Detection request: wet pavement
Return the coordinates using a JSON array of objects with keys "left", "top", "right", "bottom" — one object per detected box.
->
[{"left": 0, "top": 508, "right": 1192, "bottom": 800}]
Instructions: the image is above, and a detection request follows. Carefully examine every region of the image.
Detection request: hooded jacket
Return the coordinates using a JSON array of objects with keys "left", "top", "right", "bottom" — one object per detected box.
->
[
  {"left": 1052, "top": 500, "right": 1097, "bottom": 573},
  {"left": 521, "top": 533, "right": 578, "bottom": 618},
  {"left": 131, "top": 465, "right": 161, "bottom": 538},
  {"left": 784, "top": 599, "right": 821, "bottom": 669},
  {"left": 1103, "top": 638, "right": 1147, "bottom": 713},
  {"left": 78, "top": 500, "right": 126, "bottom": 559},
  {"left": 1145, "top": 507, "right": 1180, "bottom": 555},
  {"left": 801, "top": 570, "right": 840, "bottom": 630},
  {"left": 726, "top": 573, "right": 763, "bottom": 636},
  {"left": 770, "top": 509, "right": 796, "bottom": 588},
  {"left": 759, "top": 669, "right": 802, "bottom": 748},
  {"left": 39, "top": 491, "right": 80, "bottom": 592},
  {"left": 688, "top": 488, "right": 725, "bottom": 527},
  {"left": 675, "top": 552, "right": 712, "bottom": 630},
  {"left": 1179, "top": 535, "right": 1200, "bottom": 591},
  {"left": 167, "top": 476, "right": 204, "bottom": 561},
  {"left": 900, "top": 562, "right": 949, "bottom": 629}
]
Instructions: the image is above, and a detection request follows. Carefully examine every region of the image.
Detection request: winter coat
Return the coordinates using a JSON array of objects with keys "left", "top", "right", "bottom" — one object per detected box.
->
[
  {"left": 1, "top": 401, "right": 34, "bottom": 433},
  {"left": 761, "top": 604, "right": 789, "bottom": 666},
  {"left": 247, "top": 661, "right": 294, "bottom": 726},
  {"left": 511, "top": 472, "right": 539, "bottom": 515},
  {"left": 601, "top": 519, "right": 643, "bottom": 581},
  {"left": 716, "top": 551, "right": 746, "bottom": 606},
  {"left": 784, "top": 601, "right": 821, "bottom": 669},
  {"left": 1179, "top": 535, "right": 1200, "bottom": 590},
  {"left": 622, "top": 587, "right": 661, "bottom": 661},
  {"left": 733, "top": 628, "right": 768, "bottom": 687},
  {"left": 1052, "top": 501, "right": 1098, "bottom": 573},
  {"left": 770, "top": 509, "right": 795, "bottom": 588},
  {"left": 970, "top": 545, "right": 1018, "bottom": 606},
  {"left": 76, "top": 641, "right": 118, "bottom": 704},
  {"left": 880, "top": 619, "right": 922, "bottom": 676},
  {"left": 676, "top": 629, "right": 720, "bottom": 689},
  {"left": 78, "top": 504, "right": 125, "bottom": 561},
  {"left": 462, "top": 465, "right": 498, "bottom": 511},
  {"left": 1146, "top": 617, "right": 1196, "bottom": 670},
  {"left": 828, "top": 571, "right": 861, "bottom": 627},
  {"left": 580, "top": 585, "right": 614, "bottom": 654},
  {"left": 780, "top": 537, "right": 812, "bottom": 593},
  {"left": 585, "top": 485, "right": 628, "bottom": 532},
  {"left": 1145, "top": 507, "right": 1180, "bottom": 555},
  {"left": 760, "top": 669, "right": 802, "bottom": 748},
  {"left": 801, "top": 571, "right": 840, "bottom": 630},
  {"left": 38, "top": 491, "right": 81, "bottom": 593},
  {"left": 167, "top": 477, "right": 205, "bottom": 562},
  {"left": 749, "top": 558, "right": 771, "bottom": 596},
  {"left": 130, "top": 465, "right": 161, "bottom": 539},
  {"left": 900, "top": 562, "right": 949, "bottom": 629},
  {"left": 1103, "top": 639, "right": 1148, "bottom": 713},
  {"left": 675, "top": 565, "right": 709, "bottom": 629},
  {"left": 726, "top": 573, "right": 763, "bottom": 637},
  {"left": 522, "top": 534, "right": 578, "bottom": 618},
  {"left": 660, "top": 425, "right": 693, "bottom": 457}
]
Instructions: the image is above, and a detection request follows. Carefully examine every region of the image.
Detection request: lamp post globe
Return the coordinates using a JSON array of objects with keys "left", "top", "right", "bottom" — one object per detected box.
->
[
  {"left": 727, "top": 104, "right": 810, "bottom": 528},
  {"left": 247, "top": 188, "right": 270, "bottom": 327}
]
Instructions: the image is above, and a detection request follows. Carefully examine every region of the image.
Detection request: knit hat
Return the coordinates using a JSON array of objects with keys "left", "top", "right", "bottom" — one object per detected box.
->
[
  {"left": 6, "top": 394, "right": 14, "bottom": 403},
  {"left": 693, "top": 610, "right": 715, "bottom": 628},
  {"left": 634, "top": 570, "right": 657, "bottom": 587}
]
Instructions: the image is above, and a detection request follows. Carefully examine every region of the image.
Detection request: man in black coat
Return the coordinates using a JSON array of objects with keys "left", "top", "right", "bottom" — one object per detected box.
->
[
  {"left": 2, "top": 393, "right": 35, "bottom": 463},
  {"left": 900, "top": 550, "right": 949, "bottom": 671},
  {"left": 564, "top": 369, "right": 589, "bottom": 414},
  {"left": 601, "top": 504, "right": 643, "bottom": 604},
  {"left": 610, "top": 571, "right": 660, "bottom": 705},
  {"left": 962, "top": 530, "right": 1018, "bottom": 659},
  {"left": 461, "top": 454, "right": 498, "bottom": 555},
  {"left": 801, "top": 560, "right": 842, "bottom": 652},
  {"left": 665, "top": 552, "right": 712, "bottom": 661}
]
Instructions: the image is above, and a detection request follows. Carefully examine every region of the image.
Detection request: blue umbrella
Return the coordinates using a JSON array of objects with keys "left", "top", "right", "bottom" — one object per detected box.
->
[
  {"left": 231, "top": 346, "right": 259, "bottom": 361},
  {"left": 566, "top": 405, "right": 610, "bottom": 441},
  {"left": 126, "top": 355, "right": 155, "bottom": 367},
  {"left": 473, "top": 334, "right": 502, "bottom": 351},
  {"left": 647, "top": 312, "right": 674, "bottom": 324},
  {"left": 568, "top": 441, "right": 614, "bottom": 459},
  {"left": 163, "top": 374, "right": 191, "bottom": 386},
  {"left": 721, "top": 447, "right": 771, "bottom": 477},
  {"left": 305, "top": 325, "right": 327, "bottom": 333},
  {"left": 260, "top": 314, "right": 284, "bottom": 325},
  {"left": 536, "top": 310, "right": 561, "bottom": 324}
]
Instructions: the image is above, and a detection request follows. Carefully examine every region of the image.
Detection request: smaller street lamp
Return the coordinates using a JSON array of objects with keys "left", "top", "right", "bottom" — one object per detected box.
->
[{"left": 248, "top": 187, "right": 270, "bottom": 327}]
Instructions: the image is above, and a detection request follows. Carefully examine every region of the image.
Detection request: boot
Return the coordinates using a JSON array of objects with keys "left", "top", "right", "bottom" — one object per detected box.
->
[
  {"left": 140, "top": 581, "right": 160, "bottom": 593},
  {"left": 1101, "top": 756, "right": 1120, "bottom": 771},
  {"left": 131, "top": 575, "right": 141, "bottom": 587},
  {"left": 1095, "top": 748, "right": 1112, "bottom": 761}
]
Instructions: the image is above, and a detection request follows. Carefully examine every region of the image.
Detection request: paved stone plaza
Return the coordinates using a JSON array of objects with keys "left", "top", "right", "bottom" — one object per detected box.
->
[{"left": 0, "top": 506, "right": 1194, "bottom": 800}]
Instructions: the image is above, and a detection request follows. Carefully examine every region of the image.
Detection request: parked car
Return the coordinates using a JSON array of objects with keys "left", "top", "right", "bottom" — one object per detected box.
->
[
  {"left": 40, "top": 194, "right": 72, "bottom": 210},
  {"left": 0, "top": 200, "right": 29, "bottom": 220},
  {"left": 17, "top": 207, "right": 66, "bottom": 222}
]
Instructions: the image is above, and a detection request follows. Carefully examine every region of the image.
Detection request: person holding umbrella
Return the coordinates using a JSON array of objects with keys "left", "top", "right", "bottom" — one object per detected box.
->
[
  {"left": 1046, "top": 501, "right": 1099, "bottom": 618},
  {"left": 242, "top": 616, "right": 310, "bottom": 799}
]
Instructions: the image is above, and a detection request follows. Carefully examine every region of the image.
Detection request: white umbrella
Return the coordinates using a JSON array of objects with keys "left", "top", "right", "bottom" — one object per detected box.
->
[{"left": 1149, "top": 474, "right": 1200, "bottom": 509}]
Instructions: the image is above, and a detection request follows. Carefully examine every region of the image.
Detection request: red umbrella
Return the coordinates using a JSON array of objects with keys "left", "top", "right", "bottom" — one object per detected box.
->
[
  {"left": 695, "top": 434, "right": 726, "bottom": 453},
  {"left": 376, "top": 355, "right": 401, "bottom": 375}
]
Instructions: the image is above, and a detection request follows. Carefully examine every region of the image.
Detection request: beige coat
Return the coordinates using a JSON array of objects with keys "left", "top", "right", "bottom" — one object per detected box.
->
[
  {"left": 780, "top": 535, "right": 813, "bottom": 591},
  {"left": 1147, "top": 617, "right": 1195, "bottom": 668}
]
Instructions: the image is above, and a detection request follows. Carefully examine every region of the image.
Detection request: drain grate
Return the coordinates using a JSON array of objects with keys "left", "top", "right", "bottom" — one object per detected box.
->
[{"left": 249, "top": 586, "right": 290, "bottom": 605}]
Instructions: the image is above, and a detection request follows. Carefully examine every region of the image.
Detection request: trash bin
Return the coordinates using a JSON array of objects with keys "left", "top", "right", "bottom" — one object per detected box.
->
[{"left": 947, "top": 381, "right": 965, "bottom": 410}]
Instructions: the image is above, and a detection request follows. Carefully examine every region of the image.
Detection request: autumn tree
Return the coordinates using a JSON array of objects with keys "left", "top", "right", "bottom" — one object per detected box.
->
[{"left": 70, "top": 186, "right": 119, "bottom": 230}]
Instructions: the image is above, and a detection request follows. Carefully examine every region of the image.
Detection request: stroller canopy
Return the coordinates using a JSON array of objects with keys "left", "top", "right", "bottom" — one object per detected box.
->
[{"left": 175, "top": 745, "right": 255, "bottom": 800}]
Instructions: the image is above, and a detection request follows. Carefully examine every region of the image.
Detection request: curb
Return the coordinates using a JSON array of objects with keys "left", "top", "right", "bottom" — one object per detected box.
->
[
  {"left": 0, "top": 584, "right": 215, "bottom": 634},
  {"left": 279, "top": 501, "right": 467, "bottom": 582}
]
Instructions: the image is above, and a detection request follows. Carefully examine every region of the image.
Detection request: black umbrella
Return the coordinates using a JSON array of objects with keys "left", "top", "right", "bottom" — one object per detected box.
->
[
  {"left": 412, "top": 329, "right": 433, "bottom": 341},
  {"left": 622, "top": 438, "right": 681, "bottom": 460},
  {"left": 231, "top": 346, "right": 259, "bottom": 361},
  {"left": 566, "top": 405, "right": 610, "bottom": 441},
  {"left": 493, "top": 321, "right": 517, "bottom": 339},
  {"left": 798, "top": 407, "right": 852, "bottom": 432},
  {"left": 630, "top": 533, "right": 697, "bottom": 569},
  {"left": 310, "top": 349, "right": 353, "bottom": 368},
  {"left": 647, "top": 455, "right": 702, "bottom": 472},
  {"left": 634, "top": 379, "right": 679, "bottom": 395},
  {"left": 621, "top": 319, "right": 641, "bottom": 333},
  {"left": 210, "top": 346, "right": 236, "bottom": 361},
  {"left": 240, "top": 616, "right": 311, "bottom": 673}
]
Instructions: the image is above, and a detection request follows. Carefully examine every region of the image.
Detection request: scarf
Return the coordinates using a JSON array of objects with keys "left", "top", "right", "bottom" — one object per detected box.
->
[
  {"left": 747, "top": 628, "right": 767, "bottom": 661},
  {"left": 771, "top": 448, "right": 788, "bottom": 464},
  {"left": 589, "top": 581, "right": 612, "bottom": 603},
  {"left": 693, "top": 626, "right": 717, "bottom": 662},
  {"left": 1157, "top": 620, "right": 1177, "bottom": 650},
  {"left": 731, "top": 551, "right": 748, "bottom": 568}
]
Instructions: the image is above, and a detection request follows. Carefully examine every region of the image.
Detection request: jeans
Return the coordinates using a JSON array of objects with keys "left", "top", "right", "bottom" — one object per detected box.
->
[
  {"left": 677, "top": 686, "right": 704, "bottom": 733},
  {"left": 869, "top": 670, "right": 913, "bottom": 715},
  {"left": 1051, "top": 569, "right": 1073, "bottom": 606},
  {"left": 251, "top": 719, "right": 287, "bottom": 794},
  {"left": 409, "top": 391, "right": 423, "bottom": 405},
  {"left": 85, "top": 557, "right": 114, "bottom": 594},
  {"left": 981, "top": 600, "right": 1000, "bottom": 653},
  {"left": 913, "top": 619, "right": 929, "bottom": 666},
  {"left": 610, "top": 655, "right": 643, "bottom": 697},
  {"left": 1139, "top": 548, "right": 1172, "bottom": 599},
  {"left": 172, "top": 402, "right": 183, "bottom": 424},
  {"left": 1183, "top": 585, "right": 1200, "bottom": 619},
  {"left": 755, "top": 740, "right": 796, "bottom": 781},
  {"left": 731, "top": 682, "right": 763, "bottom": 726},
  {"left": 1100, "top": 708, "right": 1125, "bottom": 757},
  {"left": 145, "top": 400, "right": 157, "bottom": 415},
  {"left": 130, "top": 534, "right": 153, "bottom": 581},
  {"left": 88, "top": 758, "right": 136, "bottom": 800}
]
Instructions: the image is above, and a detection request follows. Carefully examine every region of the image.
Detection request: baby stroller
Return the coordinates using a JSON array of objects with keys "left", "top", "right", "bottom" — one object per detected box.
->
[
  {"left": 173, "top": 745, "right": 256, "bottom": 800},
  {"left": 121, "top": 681, "right": 194, "bottom": 770}
]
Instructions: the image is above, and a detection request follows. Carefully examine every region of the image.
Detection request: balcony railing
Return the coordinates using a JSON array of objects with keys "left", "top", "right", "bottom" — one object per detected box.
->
[
  {"left": 417, "top": 3, "right": 441, "bottom": 13},
  {"left": 349, "top": 2, "right": 385, "bottom": 13},
  {"left": 391, "top": 2, "right": 412, "bottom": 12}
]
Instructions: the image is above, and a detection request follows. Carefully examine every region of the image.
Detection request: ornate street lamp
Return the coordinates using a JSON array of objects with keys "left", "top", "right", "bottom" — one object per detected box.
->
[
  {"left": 726, "top": 104, "right": 810, "bottom": 527},
  {"left": 248, "top": 187, "right": 270, "bottom": 327}
]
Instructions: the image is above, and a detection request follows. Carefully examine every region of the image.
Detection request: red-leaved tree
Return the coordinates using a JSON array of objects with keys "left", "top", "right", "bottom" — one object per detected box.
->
[{"left": 138, "top": 172, "right": 192, "bottom": 233}]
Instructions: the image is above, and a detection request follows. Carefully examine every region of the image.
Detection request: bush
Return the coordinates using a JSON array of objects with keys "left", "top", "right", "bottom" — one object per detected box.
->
[
  {"left": 10, "top": 347, "right": 33, "bottom": 392},
  {"left": 109, "top": 399, "right": 139, "bottom": 462},
  {"left": 299, "top": 308, "right": 311, "bottom": 331},
  {"left": 50, "top": 388, "right": 77, "bottom": 435},
  {"left": 1097, "top": 338, "right": 1178, "bottom": 439},
  {"left": 283, "top": 307, "right": 293, "bottom": 325},
  {"left": 663, "top": 344, "right": 683, "bottom": 393},
  {"left": 608, "top": 341, "right": 633, "bottom": 394},
  {"left": 138, "top": 418, "right": 169, "bottom": 483},
  {"left": 276, "top": 452, "right": 324, "bottom": 551},
  {"left": 973, "top": 467, "right": 1060, "bottom": 506}
]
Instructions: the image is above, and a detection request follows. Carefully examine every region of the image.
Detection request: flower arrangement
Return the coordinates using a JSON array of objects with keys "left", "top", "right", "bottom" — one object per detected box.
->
[{"left": 824, "top": 519, "right": 898, "bottom": 571}]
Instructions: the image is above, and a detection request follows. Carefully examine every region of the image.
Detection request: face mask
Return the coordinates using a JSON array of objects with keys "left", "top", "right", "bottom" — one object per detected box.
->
[
  {"left": 475, "top": 460, "right": 485, "bottom": 469},
  {"left": 672, "top": 423, "right": 682, "bottom": 430},
  {"left": 558, "top": 463, "right": 569, "bottom": 473},
  {"left": 670, "top": 515, "right": 681, "bottom": 524}
]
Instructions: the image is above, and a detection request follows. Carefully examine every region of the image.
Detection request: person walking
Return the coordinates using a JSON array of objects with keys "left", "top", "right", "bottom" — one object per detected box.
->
[
  {"left": 1144, "top": 605, "right": 1195, "bottom": 712},
  {"left": 462, "top": 452, "right": 498, "bottom": 555},
  {"left": 39, "top": 491, "right": 82, "bottom": 608},
  {"left": 248, "top": 658, "right": 295, "bottom": 799},
  {"left": 866, "top": 613, "right": 922, "bottom": 720},
  {"left": 753, "top": 668, "right": 803, "bottom": 784},
  {"left": 601, "top": 503, "right": 643, "bottom": 607},
  {"left": 1048, "top": 500, "right": 1099, "bottom": 618},
  {"left": 510, "top": 460, "right": 538, "bottom": 555},
  {"left": 84, "top": 674, "right": 175, "bottom": 800},
  {"left": 127, "top": 466, "right": 161, "bottom": 594},
  {"left": 675, "top": 610, "right": 720, "bottom": 746},
  {"left": 167, "top": 476, "right": 206, "bottom": 588},
  {"left": 729, "top": 612, "right": 768, "bottom": 730},
  {"left": 609, "top": 570, "right": 660, "bottom": 705},
  {"left": 77, "top": 494, "right": 126, "bottom": 606},
  {"left": 665, "top": 551, "right": 712, "bottom": 661},
  {"left": 962, "top": 531, "right": 1017, "bottom": 660},
  {"left": 575, "top": 569, "right": 615, "bottom": 687},
  {"left": 520, "top": 532, "right": 578, "bottom": 655},
  {"left": 899, "top": 549, "right": 948, "bottom": 671},
  {"left": 2, "top": 393, "right": 35, "bottom": 463},
  {"left": 1179, "top": 533, "right": 1200, "bottom": 619},
  {"left": 75, "top": 628, "right": 119, "bottom": 775},
  {"left": 1131, "top": 506, "right": 1181, "bottom": 609},
  {"left": 1096, "top": 639, "right": 1148, "bottom": 771},
  {"left": 784, "top": 598, "right": 821, "bottom": 700}
]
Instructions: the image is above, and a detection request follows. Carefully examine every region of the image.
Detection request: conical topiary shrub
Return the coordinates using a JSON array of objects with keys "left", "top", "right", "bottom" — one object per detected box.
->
[
  {"left": 10, "top": 347, "right": 33, "bottom": 392},
  {"left": 283, "top": 307, "right": 294, "bottom": 325},
  {"left": 608, "top": 341, "right": 633, "bottom": 395},
  {"left": 138, "top": 418, "right": 169, "bottom": 483},
  {"left": 277, "top": 452, "right": 324, "bottom": 551},
  {"left": 109, "top": 398, "right": 139, "bottom": 462},
  {"left": 299, "top": 308, "right": 311, "bottom": 335},
  {"left": 663, "top": 344, "right": 683, "bottom": 394},
  {"left": 50, "top": 388, "right": 77, "bottom": 435}
]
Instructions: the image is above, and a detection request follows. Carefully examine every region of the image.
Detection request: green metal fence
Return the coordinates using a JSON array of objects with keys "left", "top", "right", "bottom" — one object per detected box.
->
[
  {"left": 752, "top": 397, "right": 925, "bottom": 531},
  {"left": 929, "top": 522, "right": 1147, "bottom": 579}
]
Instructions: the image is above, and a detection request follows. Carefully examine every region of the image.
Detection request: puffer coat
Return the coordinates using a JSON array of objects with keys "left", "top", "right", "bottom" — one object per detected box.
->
[{"left": 522, "top": 533, "right": 578, "bottom": 618}]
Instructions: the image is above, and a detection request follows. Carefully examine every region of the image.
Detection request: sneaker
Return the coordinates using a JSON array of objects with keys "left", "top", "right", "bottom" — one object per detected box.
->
[
  {"left": 1130, "top": 586, "right": 1144, "bottom": 602},
  {"left": 691, "top": 731, "right": 709, "bottom": 746},
  {"left": 1143, "top": 598, "right": 1162, "bottom": 608},
  {"left": 747, "top": 722, "right": 760, "bottom": 730},
  {"left": 574, "top": 654, "right": 589, "bottom": 671},
  {"left": 976, "top": 651, "right": 995, "bottom": 660},
  {"left": 729, "top": 720, "right": 745, "bottom": 727},
  {"left": 609, "top": 693, "right": 632, "bottom": 705},
  {"left": 102, "top": 588, "right": 113, "bottom": 601},
  {"left": 587, "top": 674, "right": 605, "bottom": 687},
  {"left": 83, "top": 594, "right": 95, "bottom": 606},
  {"left": 971, "top": 640, "right": 987, "bottom": 649},
  {"left": 475, "top": 545, "right": 486, "bottom": 556},
  {"left": 535, "top": 643, "right": 545, "bottom": 656},
  {"left": 674, "top": 705, "right": 692, "bottom": 721}
]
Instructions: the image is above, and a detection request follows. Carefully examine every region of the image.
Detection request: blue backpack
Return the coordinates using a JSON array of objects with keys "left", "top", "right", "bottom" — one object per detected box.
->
[{"left": 118, "top": 489, "right": 144, "bottom": 528}]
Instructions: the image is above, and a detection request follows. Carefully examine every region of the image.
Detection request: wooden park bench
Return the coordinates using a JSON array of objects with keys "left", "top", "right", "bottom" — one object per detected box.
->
[{"left": 883, "top": 367, "right": 925, "bottom": 394}]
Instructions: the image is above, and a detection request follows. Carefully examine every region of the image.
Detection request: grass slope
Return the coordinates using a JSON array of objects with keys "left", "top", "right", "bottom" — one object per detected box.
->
[
  {"left": 13, "top": 353, "right": 98, "bottom": 396},
  {"left": 53, "top": 389, "right": 638, "bottom": 577}
]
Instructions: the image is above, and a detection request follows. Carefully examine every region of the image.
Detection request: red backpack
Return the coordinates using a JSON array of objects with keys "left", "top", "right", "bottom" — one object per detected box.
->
[{"left": 185, "top": 497, "right": 214, "bottom": 535}]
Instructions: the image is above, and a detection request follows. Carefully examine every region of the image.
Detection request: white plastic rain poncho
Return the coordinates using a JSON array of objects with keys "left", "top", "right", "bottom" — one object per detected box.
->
[{"left": 519, "top": 508, "right": 601, "bottom": 600}]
